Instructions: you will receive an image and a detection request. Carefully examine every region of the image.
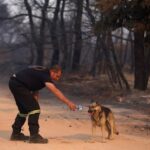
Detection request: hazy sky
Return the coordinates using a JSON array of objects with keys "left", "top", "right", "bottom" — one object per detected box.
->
[
  {"left": 4, "top": 0, "right": 21, "bottom": 15},
  {"left": 4, "top": 0, "right": 55, "bottom": 15}
]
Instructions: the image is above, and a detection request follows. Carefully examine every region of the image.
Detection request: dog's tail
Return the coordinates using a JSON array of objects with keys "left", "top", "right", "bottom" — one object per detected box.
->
[{"left": 114, "top": 129, "right": 119, "bottom": 135}]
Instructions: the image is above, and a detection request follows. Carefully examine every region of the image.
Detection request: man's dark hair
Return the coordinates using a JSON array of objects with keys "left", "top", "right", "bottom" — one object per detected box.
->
[{"left": 50, "top": 65, "right": 62, "bottom": 73}]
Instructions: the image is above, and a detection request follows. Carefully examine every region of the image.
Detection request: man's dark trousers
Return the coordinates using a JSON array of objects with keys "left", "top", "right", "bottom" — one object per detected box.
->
[{"left": 9, "top": 77, "right": 40, "bottom": 136}]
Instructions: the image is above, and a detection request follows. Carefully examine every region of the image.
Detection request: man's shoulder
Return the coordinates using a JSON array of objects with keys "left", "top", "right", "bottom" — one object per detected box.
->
[{"left": 28, "top": 65, "right": 48, "bottom": 71}]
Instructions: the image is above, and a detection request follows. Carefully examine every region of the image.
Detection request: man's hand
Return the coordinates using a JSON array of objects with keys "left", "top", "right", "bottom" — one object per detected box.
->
[{"left": 67, "top": 101, "right": 76, "bottom": 111}]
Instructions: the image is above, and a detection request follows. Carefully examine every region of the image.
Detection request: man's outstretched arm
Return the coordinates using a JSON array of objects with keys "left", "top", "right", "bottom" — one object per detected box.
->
[{"left": 45, "top": 82, "right": 76, "bottom": 111}]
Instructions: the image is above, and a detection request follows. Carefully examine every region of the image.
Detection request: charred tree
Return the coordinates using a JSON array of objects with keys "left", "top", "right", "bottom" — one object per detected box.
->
[
  {"left": 134, "top": 23, "right": 147, "bottom": 90},
  {"left": 50, "top": 0, "right": 61, "bottom": 66},
  {"left": 59, "top": 0, "right": 68, "bottom": 70},
  {"left": 24, "top": 0, "right": 49, "bottom": 65},
  {"left": 107, "top": 31, "right": 130, "bottom": 90},
  {"left": 72, "top": 0, "right": 83, "bottom": 71}
]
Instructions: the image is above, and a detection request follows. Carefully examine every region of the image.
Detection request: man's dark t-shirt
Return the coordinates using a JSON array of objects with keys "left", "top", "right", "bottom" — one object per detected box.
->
[{"left": 15, "top": 66, "right": 53, "bottom": 91}]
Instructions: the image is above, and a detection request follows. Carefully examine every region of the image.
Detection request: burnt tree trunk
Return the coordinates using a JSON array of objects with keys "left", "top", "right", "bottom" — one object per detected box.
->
[
  {"left": 107, "top": 32, "right": 130, "bottom": 90},
  {"left": 24, "top": 0, "right": 49, "bottom": 65},
  {"left": 85, "top": 0, "right": 98, "bottom": 76},
  {"left": 37, "top": 0, "right": 49, "bottom": 65},
  {"left": 134, "top": 23, "right": 147, "bottom": 90},
  {"left": 145, "top": 30, "right": 150, "bottom": 86},
  {"left": 90, "top": 34, "right": 101, "bottom": 76},
  {"left": 50, "top": 0, "right": 61, "bottom": 66},
  {"left": 60, "top": 0, "right": 68, "bottom": 70},
  {"left": 102, "top": 34, "right": 118, "bottom": 87},
  {"left": 72, "top": 0, "right": 83, "bottom": 71}
]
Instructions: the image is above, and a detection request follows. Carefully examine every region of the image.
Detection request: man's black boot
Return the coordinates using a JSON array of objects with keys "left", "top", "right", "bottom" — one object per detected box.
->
[
  {"left": 10, "top": 132, "right": 29, "bottom": 141},
  {"left": 29, "top": 134, "right": 48, "bottom": 144},
  {"left": 10, "top": 114, "right": 28, "bottom": 141},
  {"left": 28, "top": 113, "right": 48, "bottom": 143}
]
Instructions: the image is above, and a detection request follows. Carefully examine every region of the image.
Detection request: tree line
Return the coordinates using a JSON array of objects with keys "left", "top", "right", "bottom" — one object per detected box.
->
[{"left": 0, "top": 0, "right": 149, "bottom": 90}]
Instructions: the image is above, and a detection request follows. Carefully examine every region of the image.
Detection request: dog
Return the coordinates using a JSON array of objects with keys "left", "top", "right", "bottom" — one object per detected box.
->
[{"left": 88, "top": 101, "right": 119, "bottom": 142}]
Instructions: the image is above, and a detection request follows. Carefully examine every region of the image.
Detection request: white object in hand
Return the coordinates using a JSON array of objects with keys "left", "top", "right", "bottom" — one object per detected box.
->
[{"left": 76, "top": 105, "right": 83, "bottom": 111}]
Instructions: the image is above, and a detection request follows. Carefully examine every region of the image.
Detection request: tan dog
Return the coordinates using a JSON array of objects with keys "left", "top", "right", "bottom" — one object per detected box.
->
[{"left": 88, "top": 101, "right": 119, "bottom": 142}]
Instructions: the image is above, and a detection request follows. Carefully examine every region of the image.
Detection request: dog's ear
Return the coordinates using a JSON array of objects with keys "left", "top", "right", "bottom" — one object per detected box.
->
[{"left": 96, "top": 101, "right": 100, "bottom": 105}]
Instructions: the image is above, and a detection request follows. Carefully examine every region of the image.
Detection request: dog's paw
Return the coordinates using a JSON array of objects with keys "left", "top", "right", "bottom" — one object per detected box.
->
[
  {"left": 86, "top": 139, "right": 96, "bottom": 143},
  {"left": 108, "top": 136, "right": 114, "bottom": 140},
  {"left": 101, "top": 139, "right": 107, "bottom": 143}
]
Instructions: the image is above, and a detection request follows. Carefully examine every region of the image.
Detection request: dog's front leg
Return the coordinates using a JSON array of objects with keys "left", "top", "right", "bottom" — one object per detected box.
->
[
  {"left": 92, "top": 124, "right": 96, "bottom": 138},
  {"left": 101, "top": 125, "right": 106, "bottom": 143},
  {"left": 89, "top": 124, "right": 96, "bottom": 142}
]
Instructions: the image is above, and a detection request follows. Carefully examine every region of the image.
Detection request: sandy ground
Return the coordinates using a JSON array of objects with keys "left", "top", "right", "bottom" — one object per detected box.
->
[{"left": 0, "top": 82, "right": 150, "bottom": 150}]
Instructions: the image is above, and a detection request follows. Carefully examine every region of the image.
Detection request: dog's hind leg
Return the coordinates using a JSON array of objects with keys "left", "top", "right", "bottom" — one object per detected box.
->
[
  {"left": 106, "top": 121, "right": 111, "bottom": 139},
  {"left": 109, "top": 119, "right": 114, "bottom": 140}
]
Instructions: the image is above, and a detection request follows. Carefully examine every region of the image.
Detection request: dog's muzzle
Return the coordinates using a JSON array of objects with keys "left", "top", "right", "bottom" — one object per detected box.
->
[{"left": 88, "top": 109, "right": 95, "bottom": 116}]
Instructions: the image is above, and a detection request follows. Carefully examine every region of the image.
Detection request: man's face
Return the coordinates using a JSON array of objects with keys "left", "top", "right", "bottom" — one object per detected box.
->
[{"left": 50, "top": 70, "right": 62, "bottom": 81}]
